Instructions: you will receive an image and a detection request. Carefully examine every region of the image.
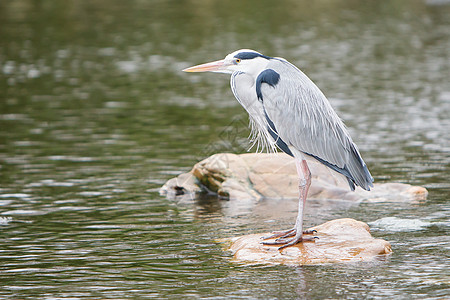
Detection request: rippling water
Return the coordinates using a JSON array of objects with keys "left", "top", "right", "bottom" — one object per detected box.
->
[{"left": 0, "top": 0, "right": 449, "bottom": 298}]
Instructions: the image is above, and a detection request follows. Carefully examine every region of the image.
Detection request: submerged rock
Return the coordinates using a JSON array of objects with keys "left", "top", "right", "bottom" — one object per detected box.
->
[
  {"left": 225, "top": 218, "right": 392, "bottom": 266},
  {"left": 160, "top": 153, "right": 428, "bottom": 202}
]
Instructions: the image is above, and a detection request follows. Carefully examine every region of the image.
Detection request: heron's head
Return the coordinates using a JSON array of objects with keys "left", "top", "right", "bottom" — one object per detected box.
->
[{"left": 183, "top": 49, "right": 271, "bottom": 76}]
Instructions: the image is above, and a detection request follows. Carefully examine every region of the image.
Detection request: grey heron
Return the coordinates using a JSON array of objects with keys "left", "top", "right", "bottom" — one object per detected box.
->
[{"left": 183, "top": 49, "right": 374, "bottom": 249}]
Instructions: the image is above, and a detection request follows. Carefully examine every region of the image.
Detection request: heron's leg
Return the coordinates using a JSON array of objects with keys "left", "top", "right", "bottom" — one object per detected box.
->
[{"left": 262, "top": 158, "right": 316, "bottom": 249}]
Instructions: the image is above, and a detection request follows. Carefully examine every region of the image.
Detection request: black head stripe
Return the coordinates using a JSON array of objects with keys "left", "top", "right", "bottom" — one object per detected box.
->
[{"left": 234, "top": 52, "right": 271, "bottom": 60}]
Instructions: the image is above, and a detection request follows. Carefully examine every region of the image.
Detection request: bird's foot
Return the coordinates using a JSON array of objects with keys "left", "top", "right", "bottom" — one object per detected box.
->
[
  {"left": 261, "top": 228, "right": 317, "bottom": 240},
  {"left": 261, "top": 228, "right": 318, "bottom": 250},
  {"left": 261, "top": 234, "right": 318, "bottom": 250}
]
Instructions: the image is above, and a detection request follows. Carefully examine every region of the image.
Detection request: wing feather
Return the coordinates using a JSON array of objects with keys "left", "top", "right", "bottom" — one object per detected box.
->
[{"left": 260, "top": 59, "right": 374, "bottom": 190}]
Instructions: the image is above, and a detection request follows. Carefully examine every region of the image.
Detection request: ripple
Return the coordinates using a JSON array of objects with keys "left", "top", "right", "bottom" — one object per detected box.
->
[
  {"left": 0, "top": 114, "right": 30, "bottom": 121},
  {"left": 46, "top": 155, "right": 96, "bottom": 162},
  {"left": 0, "top": 217, "right": 12, "bottom": 225},
  {"left": 369, "top": 217, "right": 432, "bottom": 232},
  {"left": 26, "top": 179, "right": 75, "bottom": 187},
  {"left": 1, "top": 210, "right": 41, "bottom": 216},
  {"left": 78, "top": 191, "right": 105, "bottom": 197},
  {"left": 0, "top": 193, "right": 31, "bottom": 199}
]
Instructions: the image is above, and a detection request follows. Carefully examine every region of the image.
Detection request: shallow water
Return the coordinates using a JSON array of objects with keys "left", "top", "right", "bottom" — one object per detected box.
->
[{"left": 0, "top": 0, "right": 449, "bottom": 298}]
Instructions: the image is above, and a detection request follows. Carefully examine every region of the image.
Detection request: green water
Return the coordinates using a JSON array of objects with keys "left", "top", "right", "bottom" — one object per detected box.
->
[{"left": 0, "top": 0, "right": 449, "bottom": 298}]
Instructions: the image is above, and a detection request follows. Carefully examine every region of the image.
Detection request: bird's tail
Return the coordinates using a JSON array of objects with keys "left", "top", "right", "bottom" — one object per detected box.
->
[{"left": 346, "top": 144, "right": 374, "bottom": 191}]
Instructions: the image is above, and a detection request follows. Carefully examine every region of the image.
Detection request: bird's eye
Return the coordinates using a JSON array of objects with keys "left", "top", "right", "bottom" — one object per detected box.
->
[{"left": 235, "top": 58, "right": 241, "bottom": 64}]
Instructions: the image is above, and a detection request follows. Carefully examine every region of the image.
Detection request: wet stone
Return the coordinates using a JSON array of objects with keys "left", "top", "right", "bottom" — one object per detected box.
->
[
  {"left": 224, "top": 218, "right": 392, "bottom": 266},
  {"left": 160, "top": 152, "right": 428, "bottom": 202}
]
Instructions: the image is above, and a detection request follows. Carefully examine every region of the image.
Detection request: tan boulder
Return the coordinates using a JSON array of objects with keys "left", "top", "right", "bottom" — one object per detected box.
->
[
  {"left": 160, "top": 152, "right": 427, "bottom": 202},
  {"left": 225, "top": 218, "right": 392, "bottom": 266}
]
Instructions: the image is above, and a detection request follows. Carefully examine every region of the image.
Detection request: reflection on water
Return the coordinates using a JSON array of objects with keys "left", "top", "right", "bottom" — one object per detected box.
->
[{"left": 0, "top": 0, "right": 449, "bottom": 298}]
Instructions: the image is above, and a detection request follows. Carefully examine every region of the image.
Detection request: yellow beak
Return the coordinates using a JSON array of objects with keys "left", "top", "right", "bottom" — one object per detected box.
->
[{"left": 182, "top": 59, "right": 225, "bottom": 72}]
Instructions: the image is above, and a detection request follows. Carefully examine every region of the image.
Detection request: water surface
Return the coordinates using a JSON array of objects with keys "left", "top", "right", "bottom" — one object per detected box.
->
[{"left": 0, "top": 0, "right": 449, "bottom": 298}]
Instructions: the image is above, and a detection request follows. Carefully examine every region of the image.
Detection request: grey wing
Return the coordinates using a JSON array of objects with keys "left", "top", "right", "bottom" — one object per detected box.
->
[{"left": 261, "top": 59, "right": 374, "bottom": 190}]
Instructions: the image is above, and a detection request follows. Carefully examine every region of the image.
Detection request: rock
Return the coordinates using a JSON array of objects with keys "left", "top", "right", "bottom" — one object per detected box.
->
[
  {"left": 160, "top": 172, "right": 201, "bottom": 200},
  {"left": 160, "top": 153, "right": 428, "bottom": 202},
  {"left": 225, "top": 218, "right": 392, "bottom": 266}
]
